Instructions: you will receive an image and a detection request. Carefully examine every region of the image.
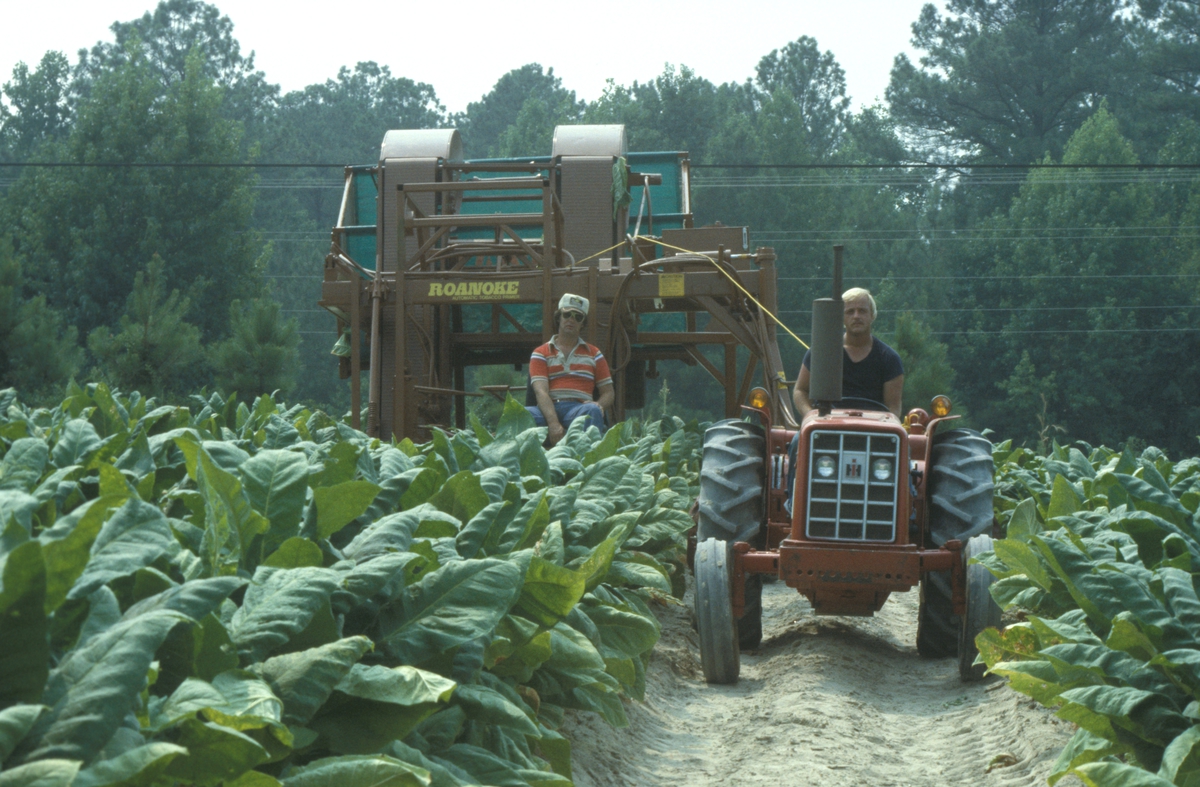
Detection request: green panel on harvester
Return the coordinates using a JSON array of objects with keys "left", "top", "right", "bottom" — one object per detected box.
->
[{"left": 332, "top": 151, "right": 689, "bottom": 271}]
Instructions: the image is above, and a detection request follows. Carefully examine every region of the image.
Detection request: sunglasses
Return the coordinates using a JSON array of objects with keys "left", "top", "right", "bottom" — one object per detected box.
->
[{"left": 561, "top": 310, "right": 585, "bottom": 322}]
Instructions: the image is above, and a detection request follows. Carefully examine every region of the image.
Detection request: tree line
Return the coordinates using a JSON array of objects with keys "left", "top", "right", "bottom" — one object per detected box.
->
[{"left": 2, "top": 0, "right": 1199, "bottom": 454}]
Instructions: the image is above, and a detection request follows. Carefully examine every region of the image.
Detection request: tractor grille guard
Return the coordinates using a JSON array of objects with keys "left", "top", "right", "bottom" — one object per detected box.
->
[{"left": 806, "top": 430, "right": 900, "bottom": 542}]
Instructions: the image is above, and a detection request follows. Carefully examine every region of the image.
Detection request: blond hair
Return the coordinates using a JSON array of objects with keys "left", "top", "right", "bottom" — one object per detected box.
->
[{"left": 842, "top": 287, "right": 876, "bottom": 318}]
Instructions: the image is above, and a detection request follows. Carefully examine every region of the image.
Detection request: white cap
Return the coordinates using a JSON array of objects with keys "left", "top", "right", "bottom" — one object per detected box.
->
[{"left": 558, "top": 293, "right": 589, "bottom": 316}]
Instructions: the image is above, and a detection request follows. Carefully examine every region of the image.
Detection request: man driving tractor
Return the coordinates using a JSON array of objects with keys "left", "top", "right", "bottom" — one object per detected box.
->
[
  {"left": 787, "top": 288, "right": 905, "bottom": 510},
  {"left": 792, "top": 287, "right": 904, "bottom": 417}
]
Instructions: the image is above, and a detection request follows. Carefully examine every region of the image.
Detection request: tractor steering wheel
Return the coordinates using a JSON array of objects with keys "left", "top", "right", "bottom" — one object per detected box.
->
[{"left": 836, "top": 396, "right": 890, "bottom": 413}]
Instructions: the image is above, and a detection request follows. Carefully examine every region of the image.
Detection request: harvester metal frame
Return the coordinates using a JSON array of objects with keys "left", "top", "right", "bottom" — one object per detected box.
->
[{"left": 318, "top": 125, "right": 796, "bottom": 441}]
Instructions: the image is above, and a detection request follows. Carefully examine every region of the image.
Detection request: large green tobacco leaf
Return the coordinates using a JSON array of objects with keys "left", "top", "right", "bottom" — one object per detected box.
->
[
  {"left": 151, "top": 670, "right": 283, "bottom": 732},
  {"left": 162, "top": 717, "right": 270, "bottom": 785},
  {"left": 581, "top": 601, "right": 660, "bottom": 660},
  {"left": 343, "top": 505, "right": 461, "bottom": 563},
  {"left": 240, "top": 450, "right": 308, "bottom": 547},
  {"left": 309, "top": 664, "right": 455, "bottom": 754},
  {"left": 16, "top": 609, "right": 188, "bottom": 764},
  {"left": 379, "top": 558, "right": 524, "bottom": 665},
  {"left": 0, "top": 704, "right": 45, "bottom": 764},
  {"left": 67, "top": 497, "right": 178, "bottom": 599},
  {"left": 493, "top": 493, "right": 550, "bottom": 556},
  {"left": 281, "top": 755, "right": 431, "bottom": 787},
  {"left": 314, "top": 480, "right": 382, "bottom": 540},
  {"left": 177, "top": 439, "right": 268, "bottom": 576},
  {"left": 1050, "top": 729, "right": 1127, "bottom": 784},
  {"left": 0, "top": 438, "right": 49, "bottom": 493},
  {"left": 1069, "top": 761, "right": 1178, "bottom": 787},
  {"left": 494, "top": 398, "right": 536, "bottom": 443},
  {"left": 0, "top": 540, "right": 49, "bottom": 708},
  {"left": 435, "top": 743, "right": 530, "bottom": 787},
  {"left": 516, "top": 556, "right": 586, "bottom": 627},
  {"left": 455, "top": 501, "right": 517, "bottom": 560},
  {"left": 229, "top": 567, "right": 343, "bottom": 662},
  {"left": 39, "top": 496, "right": 123, "bottom": 613},
  {"left": 252, "top": 637, "right": 373, "bottom": 725},
  {"left": 50, "top": 420, "right": 103, "bottom": 470},
  {"left": 337, "top": 552, "right": 428, "bottom": 609},
  {"left": 1058, "top": 685, "right": 1189, "bottom": 748},
  {"left": 1117, "top": 474, "right": 1193, "bottom": 528},
  {"left": 71, "top": 742, "right": 188, "bottom": 787},
  {"left": 1157, "top": 724, "right": 1200, "bottom": 786},
  {"left": 428, "top": 472, "right": 490, "bottom": 525},
  {"left": 0, "top": 758, "right": 81, "bottom": 787},
  {"left": 451, "top": 684, "right": 538, "bottom": 737},
  {"left": 123, "top": 576, "right": 245, "bottom": 622}
]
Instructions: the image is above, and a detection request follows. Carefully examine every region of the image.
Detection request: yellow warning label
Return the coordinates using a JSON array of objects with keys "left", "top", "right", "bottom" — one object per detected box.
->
[{"left": 659, "top": 273, "right": 685, "bottom": 297}]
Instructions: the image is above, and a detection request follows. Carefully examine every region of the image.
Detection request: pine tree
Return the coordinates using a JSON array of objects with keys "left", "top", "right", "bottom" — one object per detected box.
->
[
  {"left": 87, "top": 255, "right": 206, "bottom": 398},
  {"left": 209, "top": 298, "right": 299, "bottom": 400},
  {"left": 0, "top": 235, "right": 83, "bottom": 396}
]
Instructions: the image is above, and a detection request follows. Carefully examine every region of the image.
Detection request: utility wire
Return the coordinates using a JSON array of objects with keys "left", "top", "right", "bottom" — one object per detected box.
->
[{"left": 5, "top": 161, "right": 1200, "bottom": 169}]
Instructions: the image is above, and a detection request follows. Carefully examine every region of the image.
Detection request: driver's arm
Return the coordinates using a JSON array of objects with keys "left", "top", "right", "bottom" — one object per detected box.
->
[
  {"left": 883, "top": 375, "right": 904, "bottom": 418},
  {"left": 793, "top": 365, "right": 813, "bottom": 416}
]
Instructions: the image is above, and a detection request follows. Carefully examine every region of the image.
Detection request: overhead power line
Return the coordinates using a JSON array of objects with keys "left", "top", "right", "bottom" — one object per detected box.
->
[
  {"left": 4, "top": 161, "right": 1200, "bottom": 170},
  {"left": 691, "top": 163, "right": 1200, "bottom": 170}
]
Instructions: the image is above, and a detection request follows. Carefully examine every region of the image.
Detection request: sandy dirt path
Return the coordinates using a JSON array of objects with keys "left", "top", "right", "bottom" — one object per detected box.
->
[{"left": 562, "top": 581, "right": 1080, "bottom": 787}]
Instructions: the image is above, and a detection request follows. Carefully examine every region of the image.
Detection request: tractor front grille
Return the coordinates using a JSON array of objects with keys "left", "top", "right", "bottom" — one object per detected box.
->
[{"left": 806, "top": 430, "right": 900, "bottom": 542}]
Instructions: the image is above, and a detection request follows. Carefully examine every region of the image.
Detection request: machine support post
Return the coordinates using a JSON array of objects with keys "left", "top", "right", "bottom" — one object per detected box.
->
[{"left": 350, "top": 278, "right": 361, "bottom": 430}]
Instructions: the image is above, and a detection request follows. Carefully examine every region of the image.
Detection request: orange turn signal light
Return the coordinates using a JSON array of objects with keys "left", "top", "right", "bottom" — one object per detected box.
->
[
  {"left": 749, "top": 387, "right": 771, "bottom": 410},
  {"left": 931, "top": 395, "right": 952, "bottom": 417}
]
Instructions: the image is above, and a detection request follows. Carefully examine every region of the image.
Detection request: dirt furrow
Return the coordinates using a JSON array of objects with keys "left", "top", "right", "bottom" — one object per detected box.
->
[{"left": 562, "top": 582, "right": 1079, "bottom": 787}]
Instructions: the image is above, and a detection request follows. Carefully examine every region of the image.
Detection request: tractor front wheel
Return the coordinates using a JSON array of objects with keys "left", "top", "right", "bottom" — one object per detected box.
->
[
  {"left": 695, "top": 538, "right": 740, "bottom": 684},
  {"left": 959, "top": 533, "right": 1002, "bottom": 681}
]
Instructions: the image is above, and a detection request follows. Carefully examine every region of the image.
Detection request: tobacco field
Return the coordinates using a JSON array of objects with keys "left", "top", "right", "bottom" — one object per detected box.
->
[
  {"left": 0, "top": 384, "right": 702, "bottom": 787},
  {"left": 978, "top": 438, "right": 1200, "bottom": 787}
]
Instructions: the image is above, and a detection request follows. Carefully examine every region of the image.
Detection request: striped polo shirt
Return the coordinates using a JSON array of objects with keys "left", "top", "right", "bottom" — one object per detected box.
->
[{"left": 529, "top": 337, "right": 613, "bottom": 402}]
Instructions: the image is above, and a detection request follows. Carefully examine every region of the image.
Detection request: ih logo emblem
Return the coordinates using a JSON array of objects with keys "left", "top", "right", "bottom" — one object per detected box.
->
[{"left": 841, "top": 452, "right": 867, "bottom": 482}]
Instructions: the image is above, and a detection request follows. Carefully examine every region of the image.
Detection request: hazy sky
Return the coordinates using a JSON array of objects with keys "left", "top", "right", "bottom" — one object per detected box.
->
[{"left": 1, "top": 0, "right": 933, "bottom": 113}]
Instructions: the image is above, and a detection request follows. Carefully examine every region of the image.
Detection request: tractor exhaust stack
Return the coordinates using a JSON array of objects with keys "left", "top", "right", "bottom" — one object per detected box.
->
[{"left": 809, "top": 245, "right": 844, "bottom": 416}]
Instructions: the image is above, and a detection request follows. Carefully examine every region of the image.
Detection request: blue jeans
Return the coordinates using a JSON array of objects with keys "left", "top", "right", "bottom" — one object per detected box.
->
[{"left": 526, "top": 400, "right": 605, "bottom": 432}]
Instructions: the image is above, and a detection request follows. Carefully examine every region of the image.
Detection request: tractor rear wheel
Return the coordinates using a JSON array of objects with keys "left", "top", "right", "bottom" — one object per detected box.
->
[
  {"left": 927, "top": 428, "right": 995, "bottom": 547},
  {"left": 959, "top": 534, "right": 1002, "bottom": 681},
  {"left": 696, "top": 419, "right": 766, "bottom": 649},
  {"left": 695, "top": 538, "right": 740, "bottom": 684},
  {"left": 917, "top": 427, "right": 995, "bottom": 659}
]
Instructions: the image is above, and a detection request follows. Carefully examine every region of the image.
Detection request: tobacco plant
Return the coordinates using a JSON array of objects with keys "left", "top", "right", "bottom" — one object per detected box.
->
[
  {"left": 0, "top": 383, "right": 702, "bottom": 787},
  {"left": 978, "top": 439, "right": 1200, "bottom": 787}
]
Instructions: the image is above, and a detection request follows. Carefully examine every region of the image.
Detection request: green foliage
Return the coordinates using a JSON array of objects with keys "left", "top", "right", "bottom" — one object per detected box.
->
[
  {"left": 979, "top": 437, "right": 1200, "bottom": 785},
  {"left": 887, "top": 0, "right": 1128, "bottom": 165},
  {"left": 5, "top": 40, "right": 264, "bottom": 341},
  {"left": 890, "top": 312, "right": 960, "bottom": 416},
  {"left": 457, "top": 64, "right": 582, "bottom": 158},
  {"left": 0, "top": 51, "right": 72, "bottom": 162},
  {"left": 209, "top": 299, "right": 300, "bottom": 401},
  {"left": 0, "top": 384, "right": 702, "bottom": 786},
  {"left": 87, "top": 256, "right": 206, "bottom": 399},
  {"left": 0, "top": 236, "right": 82, "bottom": 396},
  {"left": 947, "top": 107, "right": 1200, "bottom": 454}
]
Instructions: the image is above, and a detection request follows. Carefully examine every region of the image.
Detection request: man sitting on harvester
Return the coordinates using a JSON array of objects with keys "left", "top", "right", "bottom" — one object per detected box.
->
[
  {"left": 792, "top": 287, "right": 904, "bottom": 417},
  {"left": 526, "top": 294, "right": 614, "bottom": 445}
]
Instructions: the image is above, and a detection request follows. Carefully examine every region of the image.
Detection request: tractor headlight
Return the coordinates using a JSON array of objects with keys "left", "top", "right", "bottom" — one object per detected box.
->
[
  {"left": 816, "top": 456, "right": 836, "bottom": 478},
  {"left": 872, "top": 458, "right": 893, "bottom": 481}
]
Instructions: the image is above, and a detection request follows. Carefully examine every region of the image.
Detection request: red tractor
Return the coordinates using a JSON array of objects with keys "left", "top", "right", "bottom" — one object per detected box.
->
[{"left": 690, "top": 249, "right": 1001, "bottom": 683}]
